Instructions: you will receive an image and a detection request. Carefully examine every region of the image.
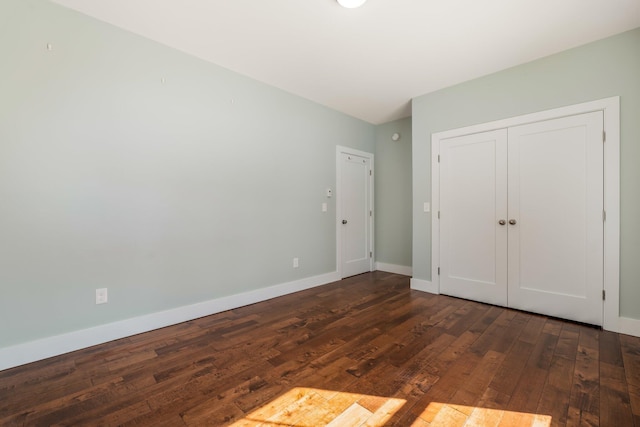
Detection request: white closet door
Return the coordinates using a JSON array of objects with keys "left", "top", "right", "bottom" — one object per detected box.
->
[
  {"left": 507, "top": 111, "right": 604, "bottom": 325},
  {"left": 440, "top": 129, "right": 508, "bottom": 306},
  {"left": 339, "top": 152, "right": 372, "bottom": 278}
]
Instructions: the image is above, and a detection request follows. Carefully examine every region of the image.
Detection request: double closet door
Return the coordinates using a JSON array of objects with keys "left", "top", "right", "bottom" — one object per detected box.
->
[{"left": 439, "top": 111, "right": 604, "bottom": 325}]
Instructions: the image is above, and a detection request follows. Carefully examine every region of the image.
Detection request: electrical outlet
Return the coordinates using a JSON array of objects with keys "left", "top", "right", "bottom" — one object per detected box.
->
[
  {"left": 96, "top": 288, "right": 108, "bottom": 304},
  {"left": 293, "top": 257, "right": 299, "bottom": 268}
]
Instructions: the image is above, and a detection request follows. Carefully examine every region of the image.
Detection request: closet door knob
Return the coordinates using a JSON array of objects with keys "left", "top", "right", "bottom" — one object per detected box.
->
[
  {"left": 498, "top": 220, "right": 506, "bottom": 225},
  {"left": 509, "top": 219, "right": 517, "bottom": 225}
]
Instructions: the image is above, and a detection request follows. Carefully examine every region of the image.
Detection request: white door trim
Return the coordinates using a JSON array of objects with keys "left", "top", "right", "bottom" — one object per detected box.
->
[
  {"left": 430, "top": 96, "right": 620, "bottom": 332},
  {"left": 336, "top": 145, "right": 374, "bottom": 278}
]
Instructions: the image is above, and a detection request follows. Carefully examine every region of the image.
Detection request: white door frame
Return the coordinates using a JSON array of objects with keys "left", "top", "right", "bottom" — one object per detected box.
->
[
  {"left": 430, "top": 97, "right": 620, "bottom": 332},
  {"left": 336, "top": 145, "right": 374, "bottom": 278}
]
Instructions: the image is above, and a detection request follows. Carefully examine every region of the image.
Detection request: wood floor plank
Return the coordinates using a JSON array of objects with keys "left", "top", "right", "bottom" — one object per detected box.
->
[
  {"left": 1, "top": 272, "right": 639, "bottom": 426},
  {"left": 506, "top": 325, "right": 559, "bottom": 415},
  {"left": 426, "top": 403, "right": 468, "bottom": 427},
  {"left": 599, "top": 331, "right": 634, "bottom": 426},
  {"left": 600, "top": 362, "right": 634, "bottom": 427},
  {"left": 535, "top": 324, "right": 581, "bottom": 425},
  {"left": 450, "top": 350, "right": 506, "bottom": 407},
  {"left": 565, "top": 327, "right": 600, "bottom": 427},
  {"left": 536, "top": 356, "right": 575, "bottom": 426},
  {"left": 620, "top": 333, "right": 640, "bottom": 423},
  {"left": 487, "top": 339, "right": 535, "bottom": 400}
]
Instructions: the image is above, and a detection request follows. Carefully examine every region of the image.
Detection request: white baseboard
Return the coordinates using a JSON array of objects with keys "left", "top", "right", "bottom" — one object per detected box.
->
[
  {"left": 410, "top": 278, "right": 438, "bottom": 294},
  {"left": 0, "top": 271, "right": 340, "bottom": 372},
  {"left": 613, "top": 316, "right": 640, "bottom": 338},
  {"left": 375, "top": 262, "right": 412, "bottom": 276}
]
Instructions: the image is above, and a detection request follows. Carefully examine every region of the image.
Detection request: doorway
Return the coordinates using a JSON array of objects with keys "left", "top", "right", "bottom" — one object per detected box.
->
[
  {"left": 439, "top": 112, "right": 603, "bottom": 325},
  {"left": 430, "top": 97, "right": 620, "bottom": 328}
]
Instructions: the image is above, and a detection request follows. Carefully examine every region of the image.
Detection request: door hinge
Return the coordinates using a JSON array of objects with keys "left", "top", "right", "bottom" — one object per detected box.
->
[
  {"left": 370, "top": 251, "right": 373, "bottom": 258},
  {"left": 603, "top": 130, "right": 606, "bottom": 143},
  {"left": 438, "top": 211, "right": 440, "bottom": 219},
  {"left": 603, "top": 210, "right": 606, "bottom": 221},
  {"left": 603, "top": 290, "right": 606, "bottom": 301},
  {"left": 370, "top": 210, "right": 372, "bottom": 217},
  {"left": 438, "top": 154, "right": 440, "bottom": 163},
  {"left": 369, "top": 170, "right": 372, "bottom": 176},
  {"left": 437, "top": 267, "right": 440, "bottom": 275}
]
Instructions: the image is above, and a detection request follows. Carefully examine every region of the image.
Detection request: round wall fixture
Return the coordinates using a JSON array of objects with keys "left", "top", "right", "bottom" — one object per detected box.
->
[
  {"left": 337, "top": 0, "right": 367, "bottom": 8},
  {"left": 391, "top": 132, "right": 401, "bottom": 141}
]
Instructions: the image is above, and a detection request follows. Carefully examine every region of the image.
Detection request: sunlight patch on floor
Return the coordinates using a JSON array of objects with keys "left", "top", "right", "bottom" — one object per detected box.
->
[
  {"left": 229, "top": 387, "right": 406, "bottom": 426},
  {"left": 413, "top": 402, "right": 552, "bottom": 427}
]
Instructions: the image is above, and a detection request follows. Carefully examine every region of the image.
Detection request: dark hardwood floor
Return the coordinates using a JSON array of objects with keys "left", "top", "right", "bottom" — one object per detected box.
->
[{"left": 1, "top": 271, "right": 639, "bottom": 426}]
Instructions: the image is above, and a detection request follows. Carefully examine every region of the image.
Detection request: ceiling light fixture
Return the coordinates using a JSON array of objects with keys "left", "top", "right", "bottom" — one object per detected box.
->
[{"left": 337, "top": 0, "right": 367, "bottom": 8}]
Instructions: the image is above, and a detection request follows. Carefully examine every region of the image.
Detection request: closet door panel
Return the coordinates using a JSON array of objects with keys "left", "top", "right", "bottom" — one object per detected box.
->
[
  {"left": 440, "top": 129, "right": 508, "bottom": 307},
  {"left": 507, "top": 111, "right": 604, "bottom": 325}
]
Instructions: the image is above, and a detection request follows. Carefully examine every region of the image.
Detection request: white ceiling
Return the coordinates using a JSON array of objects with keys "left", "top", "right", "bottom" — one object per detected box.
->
[{"left": 51, "top": 0, "right": 640, "bottom": 124}]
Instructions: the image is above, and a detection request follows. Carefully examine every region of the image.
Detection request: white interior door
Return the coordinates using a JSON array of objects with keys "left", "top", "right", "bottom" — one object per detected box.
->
[
  {"left": 440, "top": 129, "right": 508, "bottom": 306},
  {"left": 438, "top": 111, "right": 604, "bottom": 325},
  {"left": 507, "top": 112, "right": 604, "bottom": 325},
  {"left": 339, "top": 151, "right": 372, "bottom": 278}
]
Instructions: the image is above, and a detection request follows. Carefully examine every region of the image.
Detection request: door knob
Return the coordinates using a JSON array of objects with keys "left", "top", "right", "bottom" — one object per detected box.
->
[
  {"left": 342, "top": 220, "right": 348, "bottom": 224},
  {"left": 498, "top": 219, "right": 506, "bottom": 225},
  {"left": 509, "top": 219, "right": 517, "bottom": 225}
]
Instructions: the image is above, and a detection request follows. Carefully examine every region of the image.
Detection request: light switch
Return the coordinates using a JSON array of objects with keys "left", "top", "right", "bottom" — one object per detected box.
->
[
  {"left": 322, "top": 203, "right": 327, "bottom": 212},
  {"left": 423, "top": 202, "right": 430, "bottom": 212}
]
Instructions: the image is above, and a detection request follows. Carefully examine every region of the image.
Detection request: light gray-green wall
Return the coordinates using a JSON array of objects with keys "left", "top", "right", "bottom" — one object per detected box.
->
[
  {"left": 375, "top": 118, "right": 412, "bottom": 268},
  {"left": 412, "top": 27, "right": 640, "bottom": 319},
  {"left": 0, "top": 0, "right": 375, "bottom": 348}
]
